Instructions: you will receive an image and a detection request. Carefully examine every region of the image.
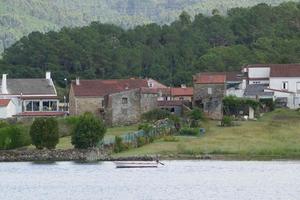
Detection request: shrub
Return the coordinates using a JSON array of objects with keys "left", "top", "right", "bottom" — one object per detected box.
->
[
  {"left": 168, "top": 115, "right": 181, "bottom": 131},
  {"left": 141, "top": 108, "right": 171, "bottom": 122},
  {"left": 137, "top": 136, "right": 148, "bottom": 147},
  {"left": 188, "top": 108, "right": 204, "bottom": 121},
  {"left": 0, "top": 126, "right": 29, "bottom": 149},
  {"left": 138, "top": 123, "right": 153, "bottom": 135},
  {"left": 179, "top": 128, "right": 198, "bottom": 136},
  {"left": 114, "top": 136, "right": 126, "bottom": 153},
  {"left": 30, "top": 118, "right": 59, "bottom": 149},
  {"left": 221, "top": 116, "right": 234, "bottom": 127},
  {"left": 0, "top": 120, "right": 9, "bottom": 128},
  {"left": 71, "top": 112, "right": 106, "bottom": 149},
  {"left": 163, "top": 135, "right": 179, "bottom": 142}
]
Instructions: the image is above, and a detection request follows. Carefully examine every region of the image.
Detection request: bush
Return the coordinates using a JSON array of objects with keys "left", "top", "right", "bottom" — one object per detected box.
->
[
  {"left": 221, "top": 116, "right": 234, "bottom": 127},
  {"left": 141, "top": 108, "right": 171, "bottom": 122},
  {"left": 188, "top": 108, "right": 204, "bottom": 121},
  {"left": 137, "top": 136, "right": 148, "bottom": 147},
  {"left": 113, "top": 136, "right": 126, "bottom": 153},
  {"left": 0, "top": 125, "right": 30, "bottom": 150},
  {"left": 30, "top": 118, "right": 59, "bottom": 149},
  {"left": 138, "top": 123, "right": 153, "bottom": 135},
  {"left": 0, "top": 120, "right": 9, "bottom": 128},
  {"left": 71, "top": 112, "right": 106, "bottom": 149},
  {"left": 179, "top": 128, "right": 198, "bottom": 136},
  {"left": 163, "top": 135, "right": 179, "bottom": 142}
]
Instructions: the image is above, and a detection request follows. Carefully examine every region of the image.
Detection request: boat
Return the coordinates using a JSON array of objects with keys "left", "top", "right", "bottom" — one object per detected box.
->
[{"left": 115, "top": 161, "right": 161, "bottom": 168}]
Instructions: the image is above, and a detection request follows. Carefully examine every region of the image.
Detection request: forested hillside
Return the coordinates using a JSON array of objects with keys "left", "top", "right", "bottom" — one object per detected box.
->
[
  {"left": 0, "top": 2, "right": 300, "bottom": 87},
  {"left": 0, "top": 0, "right": 297, "bottom": 53}
]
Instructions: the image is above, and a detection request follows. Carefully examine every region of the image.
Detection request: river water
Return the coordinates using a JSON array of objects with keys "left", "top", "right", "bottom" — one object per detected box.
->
[{"left": 0, "top": 160, "right": 299, "bottom": 200}]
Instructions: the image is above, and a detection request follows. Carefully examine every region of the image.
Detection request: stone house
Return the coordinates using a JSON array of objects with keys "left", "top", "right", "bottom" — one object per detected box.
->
[
  {"left": 104, "top": 88, "right": 158, "bottom": 126},
  {"left": 193, "top": 73, "right": 226, "bottom": 119},
  {"left": 69, "top": 78, "right": 150, "bottom": 116},
  {"left": 170, "top": 86, "right": 193, "bottom": 102},
  {"left": 0, "top": 72, "right": 64, "bottom": 119}
]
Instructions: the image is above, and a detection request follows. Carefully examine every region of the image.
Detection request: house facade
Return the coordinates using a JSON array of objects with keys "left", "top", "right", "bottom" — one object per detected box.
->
[
  {"left": 0, "top": 72, "right": 63, "bottom": 119},
  {"left": 193, "top": 73, "right": 226, "bottom": 119},
  {"left": 104, "top": 88, "right": 158, "bottom": 126},
  {"left": 243, "top": 64, "right": 300, "bottom": 109}
]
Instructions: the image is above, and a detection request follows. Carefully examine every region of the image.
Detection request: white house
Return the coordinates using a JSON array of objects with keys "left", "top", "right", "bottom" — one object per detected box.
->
[
  {"left": 243, "top": 64, "right": 300, "bottom": 109},
  {"left": 0, "top": 72, "right": 65, "bottom": 119}
]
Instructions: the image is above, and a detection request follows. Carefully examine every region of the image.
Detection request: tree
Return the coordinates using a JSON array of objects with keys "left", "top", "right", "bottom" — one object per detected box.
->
[
  {"left": 30, "top": 118, "right": 59, "bottom": 149},
  {"left": 71, "top": 112, "right": 106, "bottom": 149}
]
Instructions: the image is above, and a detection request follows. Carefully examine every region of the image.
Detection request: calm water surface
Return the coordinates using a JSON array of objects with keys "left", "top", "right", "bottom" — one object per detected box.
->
[{"left": 0, "top": 160, "right": 300, "bottom": 200}]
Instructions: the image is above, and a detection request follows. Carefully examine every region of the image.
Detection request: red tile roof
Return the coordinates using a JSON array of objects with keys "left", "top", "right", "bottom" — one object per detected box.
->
[
  {"left": 0, "top": 99, "right": 10, "bottom": 107},
  {"left": 270, "top": 64, "right": 300, "bottom": 77},
  {"left": 72, "top": 79, "right": 149, "bottom": 97},
  {"left": 171, "top": 87, "right": 193, "bottom": 96},
  {"left": 194, "top": 73, "right": 226, "bottom": 84},
  {"left": 194, "top": 72, "right": 241, "bottom": 84}
]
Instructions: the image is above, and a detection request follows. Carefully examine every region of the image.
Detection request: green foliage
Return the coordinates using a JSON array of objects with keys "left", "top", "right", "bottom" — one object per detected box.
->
[
  {"left": 138, "top": 123, "right": 153, "bottom": 134},
  {"left": 71, "top": 112, "right": 106, "bottom": 149},
  {"left": 141, "top": 109, "right": 171, "bottom": 122},
  {"left": 29, "top": 118, "right": 59, "bottom": 149},
  {"left": 0, "top": 126, "right": 30, "bottom": 150},
  {"left": 221, "top": 116, "right": 234, "bottom": 127},
  {"left": 2, "top": 2, "right": 300, "bottom": 86},
  {"left": 223, "top": 96, "right": 261, "bottom": 116},
  {"left": 163, "top": 135, "right": 179, "bottom": 142},
  {"left": 179, "top": 128, "right": 198, "bottom": 136},
  {"left": 0, "top": 121, "right": 9, "bottom": 128},
  {"left": 113, "top": 136, "right": 127, "bottom": 153},
  {"left": 137, "top": 136, "right": 148, "bottom": 147}
]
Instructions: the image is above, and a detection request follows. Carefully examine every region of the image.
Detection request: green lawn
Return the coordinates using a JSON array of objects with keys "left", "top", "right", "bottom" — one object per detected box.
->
[
  {"left": 114, "top": 109, "right": 300, "bottom": 159},
  {"left": 54, "top": 124, "right": 139, "bottom": 149}
]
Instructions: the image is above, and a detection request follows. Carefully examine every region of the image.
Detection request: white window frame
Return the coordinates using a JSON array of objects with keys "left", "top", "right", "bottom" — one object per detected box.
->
[{"left": 282, "top": 81, "right": 288, "bottom": 90}]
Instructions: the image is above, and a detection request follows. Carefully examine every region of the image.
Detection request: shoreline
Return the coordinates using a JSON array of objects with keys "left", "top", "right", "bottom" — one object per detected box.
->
[{"left": 1, "top": 149, "right": 300, "bottom": 162}]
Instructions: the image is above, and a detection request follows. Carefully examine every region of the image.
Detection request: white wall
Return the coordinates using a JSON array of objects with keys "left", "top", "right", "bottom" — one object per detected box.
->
[
  {"left": 270, "top": 77, "right": 300, "bottom": 94},
  {"left": 249, "top": 80, "right": 269, "bottom": 85},
  {"left": 0, "top": 100, "right": 17, "bottom": 118},
  {"left": 226, "top": 89, "right": 244, "bottom": 98},
  {"left": 248, "top": 67, "right": 270, "bottom": 78}
]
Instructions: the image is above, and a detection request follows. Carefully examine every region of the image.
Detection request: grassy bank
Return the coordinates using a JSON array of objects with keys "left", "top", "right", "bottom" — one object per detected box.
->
[
  {"left": 44, "top": 124, "right": 139, "bottom": 150},
  {"left": 114, "top": 109, "right": 300, "bottom": 159}
]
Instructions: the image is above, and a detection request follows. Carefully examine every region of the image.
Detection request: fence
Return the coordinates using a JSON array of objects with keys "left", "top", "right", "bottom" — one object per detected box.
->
[{"left": 98, "top": 119, "right": 175, "bottom": 147}]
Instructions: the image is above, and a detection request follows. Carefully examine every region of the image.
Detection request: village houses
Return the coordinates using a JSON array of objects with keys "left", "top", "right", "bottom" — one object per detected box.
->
[
  {"left": 192, "top": 63, "right": 300, "bottom": 119},
  {"left": 0, "top": 72, "right": 64, "bottom": 119}
]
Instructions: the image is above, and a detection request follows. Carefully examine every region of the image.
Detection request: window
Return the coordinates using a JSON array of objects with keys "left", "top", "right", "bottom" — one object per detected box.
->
[
  {"left": 25, "top": 101, "right": 40, "bottom": 111},
  {"left": 282, "top": 81, "right": 288, "bottom": 90},
  {"left": 25, "top": 101, "right": 32, "bottom": 111},
  {"left": 149, "top": 82, "right": 153, "bottom": 88},
  {"left": 122, "top": 97, "right": 128, "bottom": 104},
  {"left": 207, "top": 88, "right": 212, "bottom": 95},
  {"left": 42, "top": 101, "right": 58, "bottom": 111}
]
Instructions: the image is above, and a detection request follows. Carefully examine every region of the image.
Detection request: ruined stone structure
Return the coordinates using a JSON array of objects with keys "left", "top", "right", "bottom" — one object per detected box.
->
[
  {"left": 104, "top": 88, "right": 158, "bottom": 126},
  {"left": 193, "top": 73, "right": 226, "bottom": 119}
]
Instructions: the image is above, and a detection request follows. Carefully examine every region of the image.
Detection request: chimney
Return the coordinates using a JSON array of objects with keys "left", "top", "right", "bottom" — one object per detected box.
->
[
  {"left": 76, "top": 77, "right": 80, "bottom": 85},
  {"left": 46, "top": 71, "right": 51, "bottom": 80},
  {"left": 1, "top": 74, "right": 8, "bottom": 94}
]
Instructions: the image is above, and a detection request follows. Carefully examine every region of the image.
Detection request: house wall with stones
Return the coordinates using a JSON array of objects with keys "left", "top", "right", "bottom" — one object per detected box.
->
[
  {"left": 104, "top": 89, "right": 158, "bottom": 126},
  {"left": 69, "top": 86, "right": 103, "bottom": 116},
  {"left": 193, "top": 83, "right": 225, "bottom": 120}
]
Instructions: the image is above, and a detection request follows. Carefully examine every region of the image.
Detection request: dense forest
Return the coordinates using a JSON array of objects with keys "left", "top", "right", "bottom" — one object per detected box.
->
[
  {"left": 0, "top": 2, "right": 300, "bottom": 87},
  {"left": 0, "top": 0, "right": 296, "bottom": 53}
]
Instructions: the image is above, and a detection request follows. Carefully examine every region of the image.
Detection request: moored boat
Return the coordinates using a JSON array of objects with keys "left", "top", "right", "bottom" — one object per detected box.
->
[{"left": 115, "top": 161, "right": 159, "bottom": 168}]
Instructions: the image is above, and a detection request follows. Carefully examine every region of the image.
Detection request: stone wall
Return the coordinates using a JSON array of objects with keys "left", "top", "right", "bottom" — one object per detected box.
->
[
  {"left": 69, "top": 86, "right": 103, "bottom": 116},
  {"left": 0, "top": 149, "right": 108, "bottom": 162},
  {"left": 105, "top": 89, "right": 158, "bottom": 126},
  {"left": 194, "top": 83, "right": 225, "bottom": 120}
]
